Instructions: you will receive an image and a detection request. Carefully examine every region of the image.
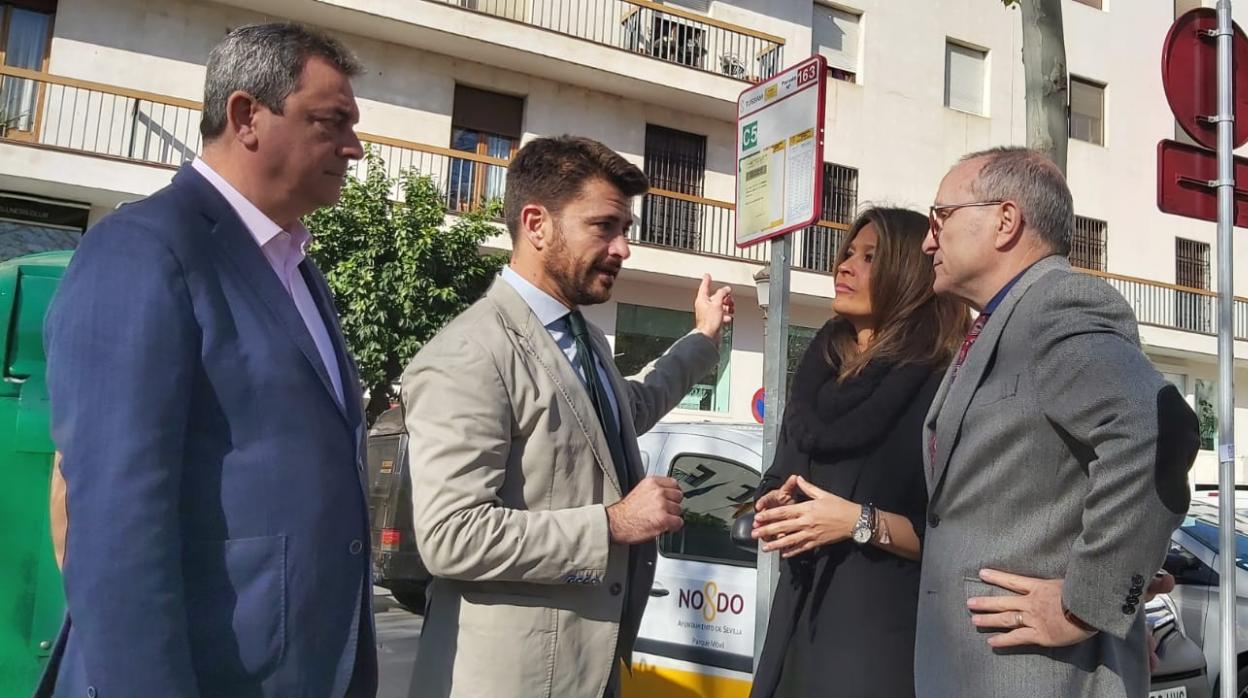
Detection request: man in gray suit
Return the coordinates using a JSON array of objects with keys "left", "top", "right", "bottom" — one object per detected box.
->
[
  {"left": 915, "top": 147, "right": 1200, "bottom": 697},
  {"left": 400, "top": 136, "right": 733, "bottom": 697}
]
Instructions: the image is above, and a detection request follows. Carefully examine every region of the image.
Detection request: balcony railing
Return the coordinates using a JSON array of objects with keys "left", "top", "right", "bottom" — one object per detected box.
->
[
  {"left": 1082, "top": 269, "right": 1248, "bottom": 341},
  {"left": 352, "top": 133, "right": 510, "bottom": 214},
  {"left": 434, "top": 0, "right": 785, "bottom": 82},
  {"left": 6, "top": 67, "right": 1248, "bottom": 343},
  {"left": 631, "top": 189, "right": 850, "bottom": 270},
  {"left": 0, "top": 65, "right": 202, "bottom": 167}
]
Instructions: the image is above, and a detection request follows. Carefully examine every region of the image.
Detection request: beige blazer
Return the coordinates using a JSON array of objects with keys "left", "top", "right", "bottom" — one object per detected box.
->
[{"left": 400, "top": 279, "right": 719, "bottom": 698}]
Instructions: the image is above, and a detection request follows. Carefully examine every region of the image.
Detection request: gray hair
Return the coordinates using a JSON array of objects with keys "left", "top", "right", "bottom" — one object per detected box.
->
[
  {"left": 200, "top": 22, "right": 362, "bottom": 141},
  {"left": 959, "top": 146, "right": 1073, "bottom": 256}
]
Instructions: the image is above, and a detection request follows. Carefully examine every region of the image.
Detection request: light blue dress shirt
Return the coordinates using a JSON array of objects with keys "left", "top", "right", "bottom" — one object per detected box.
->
[{"left": 500, "top": 266, "right": 622, "bottom": 426}]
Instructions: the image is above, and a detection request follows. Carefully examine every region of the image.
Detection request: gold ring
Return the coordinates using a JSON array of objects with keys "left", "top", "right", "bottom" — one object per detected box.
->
[{"left": 1015, "top": 612, "right": 1024, "bottom": 628}]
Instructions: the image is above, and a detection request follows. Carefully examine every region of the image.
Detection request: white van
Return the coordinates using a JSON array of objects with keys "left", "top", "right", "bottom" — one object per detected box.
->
[
  {"left": 619, "top": 421, "right": 1209, "bottom": 698},
  {"left": 622, "top": 421, "right": 762, "bottom": 698}
]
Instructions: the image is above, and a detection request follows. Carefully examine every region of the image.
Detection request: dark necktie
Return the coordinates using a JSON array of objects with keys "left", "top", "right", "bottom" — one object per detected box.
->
[
  {"left": 566, "top": 310, "right": 632, "bottom": 493},
  {"left": 929, "top": 312, "right": 991, "bottom": 474},
  {"left": 950, "top": 312, "right": 990, "bottom": 383}
]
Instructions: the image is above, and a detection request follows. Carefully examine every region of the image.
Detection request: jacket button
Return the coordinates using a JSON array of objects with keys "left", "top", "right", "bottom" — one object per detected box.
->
[
  {"left": 1132, "top": 573, "right": 1145, "bottom": 586},
  {"left": 1122, "top": 604, "right": 1135, "bottom": 615},
  {"left": 349, "top": 540, "right": 363, "bottom": 555},
  {"left": 609, "top": 583, "right": 622, "bottom": 596},
  {"left": 87, "top": 688, "right": 97, "bottom": 698},
  {"left": 1127, "top": 594, "right": 1140, "bottom": 604},
  {"left": 928, "top": 513, "right": 941, "bottom": 528}
]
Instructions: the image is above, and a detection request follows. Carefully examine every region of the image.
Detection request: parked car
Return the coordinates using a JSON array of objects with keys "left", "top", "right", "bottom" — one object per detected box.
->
[
  {"left": 1191, "top": 484, "right": 1248, "bottom": 516},
  {"left": 365, "top": 407, "right": 428, "bottom": 612},
  {"left": 1148, "top": 592, "right": 1212, "bottom": 698},
  {"left": 365, "top": 413, "right": 1207, "bottom": 696},
  {"left": 1165, "top": 500, "right": 1248, "bottom": 696}
]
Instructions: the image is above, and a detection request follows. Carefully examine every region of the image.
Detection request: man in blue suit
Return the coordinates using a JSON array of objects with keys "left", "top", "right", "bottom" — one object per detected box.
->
[{"left": 38, "top": 23, "right": 375, "bottom": 697}]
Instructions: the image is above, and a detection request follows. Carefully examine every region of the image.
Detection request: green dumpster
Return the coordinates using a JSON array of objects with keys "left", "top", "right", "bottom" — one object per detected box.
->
[{"left": 0, "top": 251, "right": 72, "bottom": 698}]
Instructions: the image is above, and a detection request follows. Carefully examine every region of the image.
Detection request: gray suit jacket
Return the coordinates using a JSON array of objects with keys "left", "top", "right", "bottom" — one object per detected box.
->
[
  {"left": 400, "top": 279, "right": 720, "bottom": 698},
  {"left": 916, "top": 256, "right": 1199, "bottom": 698}
]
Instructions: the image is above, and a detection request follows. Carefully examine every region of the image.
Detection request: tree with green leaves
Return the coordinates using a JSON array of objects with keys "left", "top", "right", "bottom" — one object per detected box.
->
[
  {"left": 306, "top": 149, "right": 507, "bottom": 424},
  {"left": 1002, "top": 0, "right": 1069, "bottom": 173}
]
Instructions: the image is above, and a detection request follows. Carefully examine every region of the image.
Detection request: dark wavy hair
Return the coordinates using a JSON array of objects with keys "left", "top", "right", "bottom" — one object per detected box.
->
[{"left": 825, "top": 207, "right": 972, "bottom": 380}]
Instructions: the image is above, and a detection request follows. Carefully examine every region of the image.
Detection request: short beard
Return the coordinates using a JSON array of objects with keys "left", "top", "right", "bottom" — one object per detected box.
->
[{"left": 543, "top": 220, "right": 614, "bottom": 307}]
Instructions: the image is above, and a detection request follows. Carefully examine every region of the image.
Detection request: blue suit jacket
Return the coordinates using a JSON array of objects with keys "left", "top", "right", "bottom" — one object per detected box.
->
[{"left": 38, "top": 165, "right": 376, "bottom": 698}]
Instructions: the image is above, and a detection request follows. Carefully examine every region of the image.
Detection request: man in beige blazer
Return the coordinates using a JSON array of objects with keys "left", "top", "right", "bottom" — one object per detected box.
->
[{"left": 400, "top": 135, "right": 734, "bottom": 698}]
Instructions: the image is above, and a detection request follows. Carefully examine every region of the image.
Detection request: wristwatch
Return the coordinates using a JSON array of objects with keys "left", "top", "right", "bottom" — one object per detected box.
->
[{"left": 851, "top": 503, "right": 876, "bottom": 544}]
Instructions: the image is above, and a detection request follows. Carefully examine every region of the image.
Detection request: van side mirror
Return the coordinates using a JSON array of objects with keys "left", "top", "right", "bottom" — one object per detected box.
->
[{"left": 731, "top": 512, "right": 757, "bottom": 554}]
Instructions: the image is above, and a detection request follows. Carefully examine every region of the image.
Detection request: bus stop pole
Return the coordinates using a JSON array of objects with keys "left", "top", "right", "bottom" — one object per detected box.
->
[{"left": 754, "top": 235, "right": 791, "bottom": 667}]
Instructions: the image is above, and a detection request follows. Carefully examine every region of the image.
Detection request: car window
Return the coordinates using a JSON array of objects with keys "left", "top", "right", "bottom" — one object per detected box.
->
[
  {"left": 1180, "top": 508, "right": 1248, "bottom": 572},
  {"left": 661, "top": 453, "right": 758, "bottom": 567}
]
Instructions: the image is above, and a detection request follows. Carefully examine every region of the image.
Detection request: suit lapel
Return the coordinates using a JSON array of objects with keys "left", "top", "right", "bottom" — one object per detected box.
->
[
  {"left": 928, "top": 256, "right": 1068, "bottom": 492},
  {"left": 300, "top": 261, "right": 361, "bottom": 428},
  {"left": 178, "top": 165, "right": 353, "bottom": 428},
  {"left": 922, "top": 361, "right": 956, "bottom": 493},
  {"left": 487, "top": 281, "right": 624, "bottom": 496}
]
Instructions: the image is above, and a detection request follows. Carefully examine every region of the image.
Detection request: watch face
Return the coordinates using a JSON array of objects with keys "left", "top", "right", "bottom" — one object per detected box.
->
[{"left": 852, "top": 525, "right": 872, "bottom": 544}]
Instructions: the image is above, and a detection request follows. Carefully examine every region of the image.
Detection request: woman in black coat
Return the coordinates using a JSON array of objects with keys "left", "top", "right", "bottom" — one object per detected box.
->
[{"left": 748, "top": 207, "right": 971, "bottom": 698}]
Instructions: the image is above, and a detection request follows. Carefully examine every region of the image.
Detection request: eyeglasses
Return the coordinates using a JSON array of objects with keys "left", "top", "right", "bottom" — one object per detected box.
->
[{"left": 927, "top": 200, "right": 1006, "bottom": 243}]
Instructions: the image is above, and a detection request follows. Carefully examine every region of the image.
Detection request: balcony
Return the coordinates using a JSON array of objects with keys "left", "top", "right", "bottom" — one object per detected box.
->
[
  {"left": 632, "top": 188, "right": 848, "bottom": 272},
  {"left": 2, "top": 66, "right": 1245, "bottom": 347},
  {"left": 205, "top": 0, "right": 783, "bottom": 119},
  {"left": 1084, "top": 269, "right": 1248, "bottom": 342},
  {"left": 431, "top": 0, "right": 785, "bottom": 82}
]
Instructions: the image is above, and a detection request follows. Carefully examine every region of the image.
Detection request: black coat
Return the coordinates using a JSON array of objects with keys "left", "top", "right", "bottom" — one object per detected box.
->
[{"left": 750, "top": 322, "right": 943, "bottom": 698}]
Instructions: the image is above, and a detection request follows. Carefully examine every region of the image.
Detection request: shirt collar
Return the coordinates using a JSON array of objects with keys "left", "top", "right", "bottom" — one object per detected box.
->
[
  {"left": 500, "top": 265, "right": 572, "bottom": 328},
  {"left": 191, "top": 157, "right": 310, "bottom": 253},
  {"left": 983, "top": 263, "right": 1036, "bottom": 315}
]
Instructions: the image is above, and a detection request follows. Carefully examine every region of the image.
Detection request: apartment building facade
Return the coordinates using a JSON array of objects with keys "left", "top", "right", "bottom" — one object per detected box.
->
[{"left": 0, "top": 0, "right": 1246, "bottom": 485}]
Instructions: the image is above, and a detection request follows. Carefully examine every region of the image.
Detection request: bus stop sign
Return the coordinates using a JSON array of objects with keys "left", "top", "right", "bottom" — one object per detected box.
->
[{"left": 735, "top": 55, "right": 826, "bottom": 248}]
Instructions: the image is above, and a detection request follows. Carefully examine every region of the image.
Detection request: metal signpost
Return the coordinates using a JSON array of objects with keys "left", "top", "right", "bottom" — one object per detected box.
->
[
  {"left": 735, "top": 54, "right": 826, "bottom": 667},
  {"left": 1159, "top": 6, "right": 1241, "bottom": 695}
]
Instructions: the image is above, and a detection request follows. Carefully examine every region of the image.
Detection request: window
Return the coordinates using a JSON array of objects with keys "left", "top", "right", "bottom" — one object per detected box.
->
[
  {"left": 1175, "top": 238, "right": 1212, "bottom": 333},
  {"left": 1070, "top": 215, "right": 1106, "bottom": 271},
  {"left": 0, "top": 1, "right": 56, "bottom": 139},
  {"left": 1195, "top": 378, "right": 1217, "bottom": 451},
  {"left": 1069, "top": 77, "right": 1104, "bottom": 146},
  {"left": 0, "top": 191, "right": 85, "bottom": 262},
  {"left": 1073, "top": 0, "right": 1103, "bottom": 9},
  {"left": 642, "top": 125, "right": 707, "bottom": 251},
  {"left": 449, "top": 85, "right": 523, "bottom": 212},
  {"left": 786, "top": 325, "right": 819, "bottom": 390},
  {"left": 1179, "top": 509, "right": 1248, "bottom": 572},
  {"left": 799, "top": 163, "right": 857, "bottom": 272},
  {"left": 615, "top": 303, "right": 731, "bottom": 412},
  {"left": 813, "top": 3, "right": 860, "bottom": 84},
  {"left": 944, "top": 41, "right": 987, "bottom": 115},
  {"left": 661, "top": 453, "right": 758, "bottom": 566}
]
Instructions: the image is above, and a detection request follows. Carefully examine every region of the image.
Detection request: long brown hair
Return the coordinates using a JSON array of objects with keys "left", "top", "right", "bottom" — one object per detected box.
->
[{"left": 826, "top": 207, "right": 971, "bottom": 380}]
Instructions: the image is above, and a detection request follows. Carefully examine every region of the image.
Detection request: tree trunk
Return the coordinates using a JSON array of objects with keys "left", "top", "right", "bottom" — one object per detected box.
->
[{"left": 1019, "top": 0, "right": 1069, "bottom": 174}]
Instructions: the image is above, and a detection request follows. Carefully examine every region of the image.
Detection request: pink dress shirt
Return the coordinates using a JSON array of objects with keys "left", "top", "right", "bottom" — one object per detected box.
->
[{"left": 191, "top": 158, "right": 345, "bottom": 407}]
